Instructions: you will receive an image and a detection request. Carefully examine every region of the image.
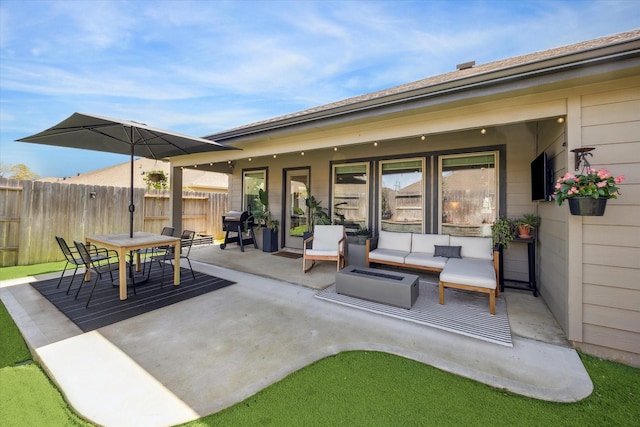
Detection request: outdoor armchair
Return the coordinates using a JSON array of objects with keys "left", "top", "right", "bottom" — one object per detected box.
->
[
  {"left": 302, "top": 225, "right": 346, "bottom": 273},
  {"left": 73, "top": 241, "right": 120, "bottom": 308},
  {"left": 55, "top": 236, "right": 108, "bottom": 295}
]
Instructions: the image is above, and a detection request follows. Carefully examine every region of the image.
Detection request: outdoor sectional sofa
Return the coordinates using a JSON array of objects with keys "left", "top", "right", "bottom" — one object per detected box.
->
[{"left": 365, "top": 231, "right": 500, "bottom": 314}]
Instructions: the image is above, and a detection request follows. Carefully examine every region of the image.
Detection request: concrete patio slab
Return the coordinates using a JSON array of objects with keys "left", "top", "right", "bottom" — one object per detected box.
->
[{"left": 1, "top": 252, "right": 592, "bottom": 427}]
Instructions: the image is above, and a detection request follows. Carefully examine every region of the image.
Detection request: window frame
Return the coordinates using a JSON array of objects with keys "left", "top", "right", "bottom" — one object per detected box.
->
[
  {"left": 242, "top": 168, "right": 267, "bottom": 212},
  {"left": 331, "top": 161, "right": 371, "bottom": 233},
  {"left": 437, "top": 150, "right": 499, "bottom": 236},
  {"left": 378, "top": 157, "right": 426, "bottom": 234}
]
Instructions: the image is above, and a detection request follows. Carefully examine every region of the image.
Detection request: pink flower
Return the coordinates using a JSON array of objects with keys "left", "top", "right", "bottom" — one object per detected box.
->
[
  {"left": 562, "top": 172, "right": 576, "bottom": 181},
  {"left": 597, "top": 181, "right": 607, "bottom": 188},
  {"left": 614, "top": 175, "right": 625, "bottom": 184},
  {"left": 555, "top": 183, "right": 562, "bottom": 190},
  {"left": 569, "top": 187, "right": 579, "bottom": 195},
  {"left": 597, "top": 169, "right": 611, "bottom": 179}
]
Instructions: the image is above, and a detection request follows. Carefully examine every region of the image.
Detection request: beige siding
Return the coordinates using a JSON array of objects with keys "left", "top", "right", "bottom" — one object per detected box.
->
[
  {"left": 578, "top": 81, "right": 640, "bottom": 357},
  {"left": 583, "top": 324, "right": 640, "bottom": 355}
]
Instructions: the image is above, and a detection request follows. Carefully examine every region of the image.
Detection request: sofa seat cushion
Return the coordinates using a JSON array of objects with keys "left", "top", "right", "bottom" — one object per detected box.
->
[
  {"left": 404, "top": 253, "right": 448, "bottom": 270},
  {"left": 440, "top": 258, "right": 496, "bottom": 289},
  {"left": 369, "top": 248, "right": 409, "bottom": 264},
  {"left": 378, "top": 230, "right": 412, "bottom": 252}
]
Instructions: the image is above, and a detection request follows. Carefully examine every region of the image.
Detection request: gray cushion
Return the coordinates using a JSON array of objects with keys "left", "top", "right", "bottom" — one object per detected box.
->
[{"left": 434, "top": 245, "right": 462, "bottom": 258}]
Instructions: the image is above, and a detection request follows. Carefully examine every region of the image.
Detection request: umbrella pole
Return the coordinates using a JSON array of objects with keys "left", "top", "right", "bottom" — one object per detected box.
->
[{"left": 129, "top": 128, "right": 135, "bottom": 238}]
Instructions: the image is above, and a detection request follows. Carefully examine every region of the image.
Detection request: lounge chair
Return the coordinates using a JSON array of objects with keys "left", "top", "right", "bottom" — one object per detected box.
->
[{"left": 302, "top": 225, "right": 346, "bottom": 273}]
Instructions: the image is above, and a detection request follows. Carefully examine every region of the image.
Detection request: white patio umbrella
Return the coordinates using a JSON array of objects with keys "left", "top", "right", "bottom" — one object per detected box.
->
[{"left": 18, "top": 112, "right": 237, "bottom": 237}]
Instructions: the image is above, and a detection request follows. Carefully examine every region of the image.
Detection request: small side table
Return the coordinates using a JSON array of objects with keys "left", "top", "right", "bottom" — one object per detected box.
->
[{"left": 500, "top": 237, "right": 538, "bottom": 297}]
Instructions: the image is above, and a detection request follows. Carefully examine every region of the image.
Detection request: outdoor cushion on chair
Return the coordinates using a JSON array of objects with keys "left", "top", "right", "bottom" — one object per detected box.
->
[{"left": 303, "top": 225, "right": 346, "bottom": 273}]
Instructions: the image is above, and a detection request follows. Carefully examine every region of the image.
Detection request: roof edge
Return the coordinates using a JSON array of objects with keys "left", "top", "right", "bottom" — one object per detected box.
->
[{"left": 205, "top": 30, "right": 640, "bottom": 142}]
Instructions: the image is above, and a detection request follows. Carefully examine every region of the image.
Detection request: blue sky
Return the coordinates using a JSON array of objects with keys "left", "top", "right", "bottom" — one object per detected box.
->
[{"left": 1, "top": 0, "right": 638, "bottom": 178}]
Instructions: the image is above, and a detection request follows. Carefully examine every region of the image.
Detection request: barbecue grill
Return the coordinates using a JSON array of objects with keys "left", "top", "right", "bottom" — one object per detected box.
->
[{"left": 220, "top": 209, "right": 257, "bottom": 252}]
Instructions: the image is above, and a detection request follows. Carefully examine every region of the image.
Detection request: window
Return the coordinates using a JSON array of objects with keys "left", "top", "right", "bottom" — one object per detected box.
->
[
  {"left": 379, "top": 158, "right": 424, "bottom": 233},
  {"left": 332, "top": 163, "right": 369, "bottom": 233},
  {"left": 243, "top": 169, "right": 266, "bottom": 212},
  {"left": 439, "top": 152, "right": 497, "bottom": 237}
]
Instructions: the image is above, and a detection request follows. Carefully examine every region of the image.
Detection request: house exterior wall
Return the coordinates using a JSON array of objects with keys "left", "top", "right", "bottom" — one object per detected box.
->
[
  {"left": 178, "top": 62, "right": 640, "bottom": 366},
  {"left": 571, "top": 78, "right": 640, "bottom": 365}
]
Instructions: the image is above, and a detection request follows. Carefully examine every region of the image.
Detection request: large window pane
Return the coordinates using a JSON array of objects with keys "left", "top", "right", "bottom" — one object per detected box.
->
[
  {"left": 332, "top": 163, "right": 369, "bottom": 233},
  {"left": 243, "top": 169, "right": 266, "bottom": 212},
  {"left": 380, "top": 158, "right": 424, "bottom": 233},
  {"left": 439, "top": 152, "right": 497, "bottom": 237}
]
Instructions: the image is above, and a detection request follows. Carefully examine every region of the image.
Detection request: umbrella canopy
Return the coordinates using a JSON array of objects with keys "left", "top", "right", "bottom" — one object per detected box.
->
[{"left": 18, "top": 112, "right": 237, "bottom": 237}]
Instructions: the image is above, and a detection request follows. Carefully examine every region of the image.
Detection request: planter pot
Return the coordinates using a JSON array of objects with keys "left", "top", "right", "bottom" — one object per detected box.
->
[
  {"left": 262, "top": 228, "right": 279, "bottom": 252},
  {"left": 147, "top": 173, "right": 165, "bottom": 183},
  {"left": 568, "top": 197, "right": 607, "bottom": 216},
  {"left": 302, "top": 231, "right": 313, "bottom": 249},
  {"left": 517, "top": 225, "right": 532, "bottom": 239},
  {"left": 357, "top": 235, "right": 369, "bottom": 245}
]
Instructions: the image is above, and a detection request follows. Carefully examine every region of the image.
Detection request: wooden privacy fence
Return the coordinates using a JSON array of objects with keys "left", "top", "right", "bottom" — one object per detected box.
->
[{"left": 0, "top": 178, "right": 227, "bottom": 267}]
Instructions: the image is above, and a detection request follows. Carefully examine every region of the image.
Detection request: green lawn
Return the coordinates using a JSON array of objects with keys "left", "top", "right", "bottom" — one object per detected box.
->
[{"left": 1, "top": 264, "right": 639, "bottom": 426}]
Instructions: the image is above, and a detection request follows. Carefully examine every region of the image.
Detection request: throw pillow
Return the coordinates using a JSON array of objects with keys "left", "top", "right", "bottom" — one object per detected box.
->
[{"left": 434, "top": 245, "right": 462, "bottom": 258}]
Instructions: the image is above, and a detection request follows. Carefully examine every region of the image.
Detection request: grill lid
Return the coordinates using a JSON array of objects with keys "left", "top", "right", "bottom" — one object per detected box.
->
[{"left": 223, "top": 210, "right": 250, "bottom": 223}]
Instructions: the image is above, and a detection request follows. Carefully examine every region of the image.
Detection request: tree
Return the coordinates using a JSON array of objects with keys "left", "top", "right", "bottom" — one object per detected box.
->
[{"left": 0, "top": 163, "right": 40, "bottom": 180}]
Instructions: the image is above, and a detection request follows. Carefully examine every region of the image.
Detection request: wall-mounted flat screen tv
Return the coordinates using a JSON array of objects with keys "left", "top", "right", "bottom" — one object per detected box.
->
[{"left": 531, "top": 152, "right": 553, "bottom": 201}]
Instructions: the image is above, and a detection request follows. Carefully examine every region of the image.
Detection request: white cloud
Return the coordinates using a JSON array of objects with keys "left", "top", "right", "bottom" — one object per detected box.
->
[{"left": 1, "top": 0, "right": 639, "bottom": 177}]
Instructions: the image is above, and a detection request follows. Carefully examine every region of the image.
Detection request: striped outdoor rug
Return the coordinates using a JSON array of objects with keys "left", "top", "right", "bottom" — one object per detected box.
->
[
  {"left": 31, "top": 263, "right": 235, "bottom": 332},
  {"left": 315, "top": 280, "right": 512, "bottom": 347}
]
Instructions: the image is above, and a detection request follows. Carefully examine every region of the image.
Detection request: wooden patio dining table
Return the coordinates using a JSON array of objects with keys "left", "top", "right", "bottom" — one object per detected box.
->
[{"left": 85, "top": 232, "right": 181, "bottom": 300}]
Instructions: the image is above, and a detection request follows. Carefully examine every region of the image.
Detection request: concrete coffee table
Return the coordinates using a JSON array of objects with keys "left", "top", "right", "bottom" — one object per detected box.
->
[{"left": 335, "top": 265, "right": 419, "bottom": 309}]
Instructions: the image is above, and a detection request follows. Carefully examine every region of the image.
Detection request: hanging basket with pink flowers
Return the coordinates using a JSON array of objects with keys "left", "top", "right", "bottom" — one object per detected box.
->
[{"left": 552, "top": 168, "right": 625, "bottom": 216}]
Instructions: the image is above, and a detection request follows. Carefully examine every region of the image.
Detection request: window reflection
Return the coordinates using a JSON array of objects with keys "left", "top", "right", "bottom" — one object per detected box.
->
[
  {"left": 243, "top": 170, "right": 266, "bottom": 212},
  {"left": 289, "top": 174, "right": 308, "bottom": 237},
  {"left": 332, "top": 163, "right": 369, "bottom": 233},
  {"left": 440, "top": 153, "right": 497, "bottom": 237},
  {"left": 380, "top": 159, "right": 424, "bottom": 233}
]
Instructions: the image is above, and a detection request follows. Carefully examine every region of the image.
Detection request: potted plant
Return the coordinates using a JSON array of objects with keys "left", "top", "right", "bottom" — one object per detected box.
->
[
  {"left": 143, "top": 170, "right": 168, "bottom": 191},
  {"left": 252, "top": 188, "right": 280, "bottom": 252},
  {"left": 355, "top": 227, "right": 371, "bottom": 245},
  {"left": 491, "top": 217, "right": 515, "bottom": 250},
  {"left": 552, "top": 168, "right": 625, "bottom": 216},
  {"left": 514, "top": 213, "right": 540, "bottom": 238}
]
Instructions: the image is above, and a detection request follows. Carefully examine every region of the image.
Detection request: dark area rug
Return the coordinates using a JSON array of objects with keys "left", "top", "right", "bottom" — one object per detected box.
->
[
  {"left": 272, "top": 251, "right": 303, "bottom": 259},
  {"left": 31, "top": 263, "right": 235, "bottom": 332}
]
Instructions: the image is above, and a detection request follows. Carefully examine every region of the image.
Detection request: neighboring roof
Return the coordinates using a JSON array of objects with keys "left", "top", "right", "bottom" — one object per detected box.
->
[
  {"left": 206, "top": 29, "right": 640, "bottom": 142},
  {"left": 39, "top": 157, "right": 228, "bottom": 191}
]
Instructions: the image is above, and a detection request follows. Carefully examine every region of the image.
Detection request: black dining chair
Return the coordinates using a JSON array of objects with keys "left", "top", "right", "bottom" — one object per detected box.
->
[
  {"left": 55, "top": 236, "right": 108, "bottom": 295},
  {"left": 73, "top": 241, "right": 120, "bottom": 308},
  {"left": 149, "top": 229, "right": 196, "bottom": 287},
  {"left": 140, "top": 226, "right": 175, "bottom": 275}
]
